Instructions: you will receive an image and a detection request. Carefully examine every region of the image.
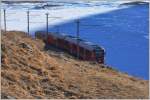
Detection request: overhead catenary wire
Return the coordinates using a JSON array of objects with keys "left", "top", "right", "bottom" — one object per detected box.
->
[
  {"left": 46, "top": 13, "right": 63, "bottom": 35},
  {"left": 48, "top": 17, "right": 62, "bottom": 19},
  {"left": 3, "top": 10, "right": 104, "bottom": 38},
  {"left": 29, "top": 22, "right": 45, "bottom": 23},
  {"left": 5, "top": 13, "right": 17, "bottom": 15}
]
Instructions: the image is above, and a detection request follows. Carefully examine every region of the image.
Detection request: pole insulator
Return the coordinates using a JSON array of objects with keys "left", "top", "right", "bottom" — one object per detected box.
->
[
  {"left": 76, "top": 19, "right": 80, "bottom": 59},
  {"left": 27, "top": 10, "right": 30, "bottom": 36},
  {"left": 46, "top": 13, "right": 49, "bottom": 41}
]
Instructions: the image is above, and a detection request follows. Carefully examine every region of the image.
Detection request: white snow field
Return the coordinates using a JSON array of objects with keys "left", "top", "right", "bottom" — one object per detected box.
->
[{"left": 1, "top": 0, "right": 142, "bottom": 34}]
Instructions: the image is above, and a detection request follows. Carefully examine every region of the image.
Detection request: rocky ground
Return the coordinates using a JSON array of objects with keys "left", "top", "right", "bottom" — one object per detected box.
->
[{"left": 1, "top": 31, "right": 149, "bottom": 99}]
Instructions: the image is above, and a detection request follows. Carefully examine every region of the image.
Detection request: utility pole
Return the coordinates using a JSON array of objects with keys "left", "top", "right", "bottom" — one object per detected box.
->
[
  {"left": 46, "top": 13, "right": 49, "bottom": 40},
  {"left": 76, "top": 19, "right": 80, "bottom": 59},
  {"left": 27, "top": 10, "right": 30, "bottom": 36},
  {"left": 4, "top": 9, "right": 6, "bottom": 33},
  {"left": 56, "top": 25, "right": 60, "bottom": 34},
  {"left": 76, "top": 19, "right": 80, "bottom": 38}
]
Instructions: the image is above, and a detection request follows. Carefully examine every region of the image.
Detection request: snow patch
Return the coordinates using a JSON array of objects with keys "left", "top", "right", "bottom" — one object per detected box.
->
[{"left": 1, "top": 1, "right": 130, "bottom": 34}]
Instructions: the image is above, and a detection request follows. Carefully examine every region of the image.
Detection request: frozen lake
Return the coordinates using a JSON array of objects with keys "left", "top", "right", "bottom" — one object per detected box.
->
[
  {"left": 41, "top": 3, "right": 149, "bottom": 79},
  {"left": 1, "top": 1, "right": 149, "bottom": 79}
]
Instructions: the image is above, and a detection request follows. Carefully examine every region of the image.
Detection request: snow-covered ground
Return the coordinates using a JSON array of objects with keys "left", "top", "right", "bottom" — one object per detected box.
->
[{"left": 1, "top": 0, "right": 132, "bottom": 34}]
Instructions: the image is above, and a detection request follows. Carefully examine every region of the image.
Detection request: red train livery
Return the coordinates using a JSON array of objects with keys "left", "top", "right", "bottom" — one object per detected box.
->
[{"left": 35, "top": 31, "right": 105, "bottom": 64}]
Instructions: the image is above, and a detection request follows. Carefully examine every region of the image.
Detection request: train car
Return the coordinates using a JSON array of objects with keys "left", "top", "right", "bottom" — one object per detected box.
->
[{"left": 35, "top": 31, "right": 105, "bottom": 64}]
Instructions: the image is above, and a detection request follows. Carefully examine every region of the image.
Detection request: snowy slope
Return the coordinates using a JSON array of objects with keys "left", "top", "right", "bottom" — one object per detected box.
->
[{"left": 1, "top": 0, "right": 134, "bottom": 34}]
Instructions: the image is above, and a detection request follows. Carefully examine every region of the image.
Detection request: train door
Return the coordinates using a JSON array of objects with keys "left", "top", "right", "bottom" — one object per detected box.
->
[{"left": 94, "top": 47, "right": 103, "bottom": 63}]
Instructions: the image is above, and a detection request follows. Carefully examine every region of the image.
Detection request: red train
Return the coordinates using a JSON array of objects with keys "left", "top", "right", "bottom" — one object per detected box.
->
[{"left": 35, "top": 31, "right": 105, "bottom": 64}]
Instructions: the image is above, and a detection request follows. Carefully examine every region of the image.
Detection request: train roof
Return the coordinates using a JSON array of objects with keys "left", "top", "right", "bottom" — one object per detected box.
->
[
  {"left": 63, "top": 34, "right": 104, "bottom": 51},
  {"left": 35, "top": 31, "right": 104, "bottom": 51}
]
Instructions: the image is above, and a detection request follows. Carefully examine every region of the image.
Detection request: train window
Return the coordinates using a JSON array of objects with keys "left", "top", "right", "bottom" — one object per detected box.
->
[
  {"left": 67, "top": 35, "right": 75, "bottom": 38},
  {"left": 86, "top": 50, "right": 91, "bottom": 56},
  {"left": 72, "top": 44, "right": 77, "bottom": 49},
  {"left": 70, "top": 44, "right": 77, "bottom": 54},
  {"left": 77, "top": 38, "right": 84, "bottom": 42},
  {"left": 64, "top": 41, "right": 69, "bottom": 46},
  {"left": 80, "top": 47, "right": 84, "bottom": 54},
  {"left": 94, "top": 48, "right": 104, "bottom": 58}
]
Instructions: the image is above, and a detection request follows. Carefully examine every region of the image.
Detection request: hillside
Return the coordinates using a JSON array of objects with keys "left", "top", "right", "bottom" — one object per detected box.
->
[{"left": 1, "top": 31, "right": 149, "bottom": 99}]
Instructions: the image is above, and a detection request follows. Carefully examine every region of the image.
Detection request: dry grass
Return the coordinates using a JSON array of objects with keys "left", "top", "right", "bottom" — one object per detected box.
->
[{"left": 1, "top": 31, "right": 149, "bottom": 99}]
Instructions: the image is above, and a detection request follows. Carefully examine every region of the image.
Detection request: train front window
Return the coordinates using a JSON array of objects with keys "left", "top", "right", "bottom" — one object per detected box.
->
[{"left": 94, "top": 47, "right": 103, "bottom": 58}]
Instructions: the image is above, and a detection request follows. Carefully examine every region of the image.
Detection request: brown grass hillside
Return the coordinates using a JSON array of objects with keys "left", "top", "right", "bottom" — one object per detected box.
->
[{"left": 1, "top": 31, "right": 149, "bottom": 99}]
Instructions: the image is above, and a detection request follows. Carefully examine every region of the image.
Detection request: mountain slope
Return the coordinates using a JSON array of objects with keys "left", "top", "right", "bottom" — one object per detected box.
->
[{"left": 1, "top": 31, "right": 149, "bottom": 99}]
